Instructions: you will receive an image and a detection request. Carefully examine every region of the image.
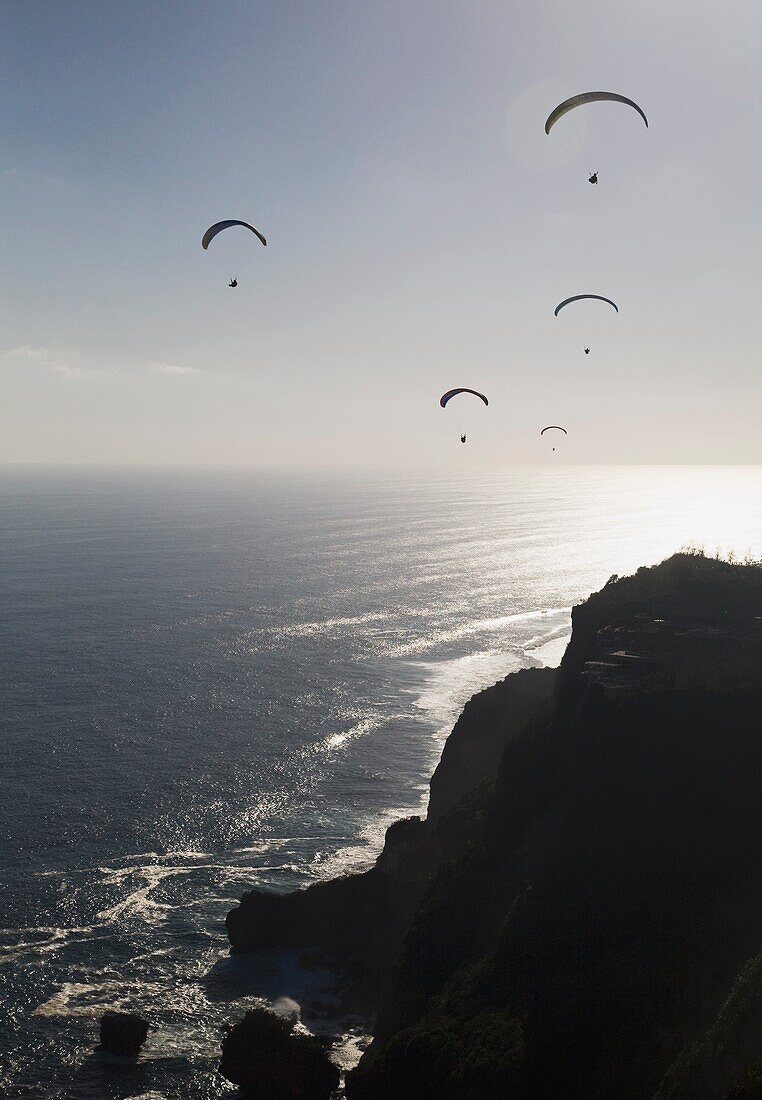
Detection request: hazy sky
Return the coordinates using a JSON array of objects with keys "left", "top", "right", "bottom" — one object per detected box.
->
[{"left": 2, "top": 1, "right": 759, "bottom": 467}]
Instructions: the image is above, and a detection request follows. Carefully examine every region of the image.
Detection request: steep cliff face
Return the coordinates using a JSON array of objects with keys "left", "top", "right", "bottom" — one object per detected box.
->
[
  {"left": 226, "top": 665, "right": 556, "bottom": 1001},
  {"left": 226, "top": 815, "right": 440, "bottom": 1000},
  {"left": 427, "top": 668, "right": 556, "bottom": 825},
  {"left": 346, "top": 556, "right": 762, "bottom": 1099}
]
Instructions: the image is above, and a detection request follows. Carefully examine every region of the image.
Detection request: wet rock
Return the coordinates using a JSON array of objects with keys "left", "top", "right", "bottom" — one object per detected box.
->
[
  {"left": 96, "top": 1011, "right": 149, "bottom": 1057},
  {"left": 220, "top": 1006, "right": 339, "bottom": 1098}
]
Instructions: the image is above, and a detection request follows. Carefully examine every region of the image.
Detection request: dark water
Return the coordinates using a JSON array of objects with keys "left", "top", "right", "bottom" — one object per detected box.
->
[{"left": 1, "top": 466, "right": 760, "bottom": 1097}]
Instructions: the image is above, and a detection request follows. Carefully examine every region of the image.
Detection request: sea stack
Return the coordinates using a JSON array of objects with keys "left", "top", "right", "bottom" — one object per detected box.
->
[
  {"left": 219, "top": 1007, "right": 339, "bottom": 1098},
  {"left": 96, "top": 1011, "right": 149, "bottom": 1058}
]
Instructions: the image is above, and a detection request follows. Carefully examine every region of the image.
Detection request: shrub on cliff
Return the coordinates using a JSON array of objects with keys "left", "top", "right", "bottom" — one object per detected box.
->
[
  {"left": 346, "top": 1008, "right": 524, "bottom": 1099},
  {"left": 656, "top": 951, "right": 762, "bottom": 1100},
  {"left": 724, "top": 1060, "right": 762, "bottom": 1098},
  {"left": 219, "top": 1007, "right": 339, "bottom": 1099}
]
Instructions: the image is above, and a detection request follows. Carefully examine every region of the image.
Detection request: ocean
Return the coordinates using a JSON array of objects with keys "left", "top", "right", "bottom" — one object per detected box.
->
[{"left": 1, "top": 465, "right": 760, "bottom": 1097}]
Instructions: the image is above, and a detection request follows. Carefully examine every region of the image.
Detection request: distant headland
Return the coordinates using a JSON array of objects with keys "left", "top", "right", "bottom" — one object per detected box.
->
[{"left": 226, "top": 553, "right": 762, "bottom": 1099}]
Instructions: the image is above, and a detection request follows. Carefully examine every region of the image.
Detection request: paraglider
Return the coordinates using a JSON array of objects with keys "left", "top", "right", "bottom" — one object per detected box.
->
[
  {"left": 544, "top": 92, "right": 648, "bottom": 135},
  {"left": 541, "top": 425, "right": 568, "bottom": 453},
  {"left": 554, "top": 295, "right": 618, "bottom": 317},
  {"left": 440, "top": 389, "right": 488, "bottom": 445},
  {"left": 202, "top": 221, "right": 267, "bottom": 250},
  {"left": 546, "top": 93, "right": 647, "bottom": 182},
  {"left": 229, "top": 278, "right": 238, "bottom": 288}
]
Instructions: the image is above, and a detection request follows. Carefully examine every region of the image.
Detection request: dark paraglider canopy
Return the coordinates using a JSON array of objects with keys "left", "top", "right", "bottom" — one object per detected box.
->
[
  {"left": 544, "top": 91, "right": 648, "bottom": 134},
  {"left": 202, "top": 220, "right": 267, "bottom": 250},
  {"left": 439, "top": 388, "right": 489, "bottom": 409},
  {"left": 554, "top": 294, "right": 619, "bottom": 317},
  {"left": 542, "top": 424, "right": 567, "bottom": 452}
]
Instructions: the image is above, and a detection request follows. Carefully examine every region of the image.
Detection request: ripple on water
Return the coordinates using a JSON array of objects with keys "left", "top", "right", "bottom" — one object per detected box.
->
[{"left": 4, "top": 467, "right": 761, "bottom": 1095}]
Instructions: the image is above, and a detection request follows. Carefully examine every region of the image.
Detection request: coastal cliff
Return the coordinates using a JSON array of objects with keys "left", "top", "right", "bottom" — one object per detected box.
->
[
  {"left": 226, "top": 666, "right": 556, "bottom": 1001},
  {"left": 227, "top": 554, "right": 762, "bottom": 1098}
]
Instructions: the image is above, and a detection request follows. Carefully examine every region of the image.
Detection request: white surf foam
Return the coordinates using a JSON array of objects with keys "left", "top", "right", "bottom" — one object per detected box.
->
[{"left": 384, "top": 606, "right": 570, "bottom": 658}]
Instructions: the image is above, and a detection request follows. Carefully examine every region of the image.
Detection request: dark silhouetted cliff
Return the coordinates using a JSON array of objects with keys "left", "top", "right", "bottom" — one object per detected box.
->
[
  {"left": 344, "top": 555, "right": 762, "bottom": 1099},
  {"left": 655, "top": 950, "right": 762, "bottom": 1100},
  {"left": 226, "top": 670, "right": 555, "bottom": 1002},
  {"left": 227, "top": 554, "right": 762, "bottom": 1098}
]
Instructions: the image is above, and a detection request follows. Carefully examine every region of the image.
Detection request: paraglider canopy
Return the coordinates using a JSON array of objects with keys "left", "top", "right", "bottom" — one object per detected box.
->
[
  {"left": 545, "top": 92, "right": 648, "bottom": 135},
  {"left": 554, "top": 294, "right": 618, "bottom": 317},
  {"left": 439, "top": 388, "right": 489, "bottom": 408},
  {"left": 541, "top": 425, "right": 567, "bottom": 453},
  {"left": 202, "top": 220, "right": 267, "bottom": 250}
]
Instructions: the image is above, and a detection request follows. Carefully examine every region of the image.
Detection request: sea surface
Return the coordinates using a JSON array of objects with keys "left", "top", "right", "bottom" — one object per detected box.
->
[{"left": 1, "top": 466, "right": 760, "bottom": 1098}]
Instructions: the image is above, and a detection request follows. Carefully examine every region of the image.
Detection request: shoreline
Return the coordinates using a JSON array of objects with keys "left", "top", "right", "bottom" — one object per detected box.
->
[{"left": 237, "top": 634, "right": 573, "bottom": 1087}]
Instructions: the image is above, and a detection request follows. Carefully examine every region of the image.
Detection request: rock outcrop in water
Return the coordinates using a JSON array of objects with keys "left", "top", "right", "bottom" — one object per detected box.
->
[
  {"left": 219, "top": 1006, "right": 339, "bottom": 1098},
  {"left": 228, "top": 554, "right": 762, "bottom": 1099},
  {"left": 96, "top": 1011, "right": 149, "bottom": 1057}
]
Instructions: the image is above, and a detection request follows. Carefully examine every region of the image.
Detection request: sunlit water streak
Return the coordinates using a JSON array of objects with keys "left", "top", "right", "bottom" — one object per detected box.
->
[{"left": 0, "top": 466, "right": 760, "bottom": 1097}]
